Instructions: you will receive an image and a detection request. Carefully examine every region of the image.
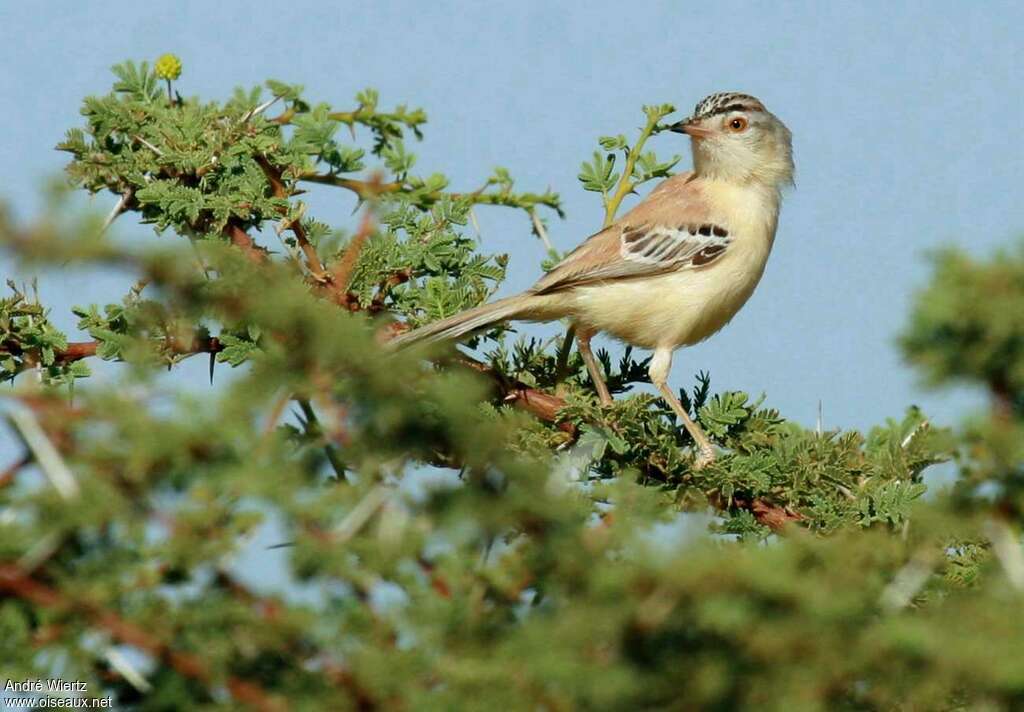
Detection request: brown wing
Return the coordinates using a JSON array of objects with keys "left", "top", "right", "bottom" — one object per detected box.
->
[{"left": 530, "top": 172, "right": 729, "bottom": 294}]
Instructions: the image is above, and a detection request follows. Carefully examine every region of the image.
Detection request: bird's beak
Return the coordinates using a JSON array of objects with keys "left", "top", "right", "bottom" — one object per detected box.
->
[{"left": 669, "top": 118, "right": 714, "bottom": 139}]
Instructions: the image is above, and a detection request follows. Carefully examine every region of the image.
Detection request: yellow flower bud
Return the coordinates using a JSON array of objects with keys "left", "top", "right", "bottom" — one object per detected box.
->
[{"left": 155, "top": 54, "right": 182, "bottom": 81}]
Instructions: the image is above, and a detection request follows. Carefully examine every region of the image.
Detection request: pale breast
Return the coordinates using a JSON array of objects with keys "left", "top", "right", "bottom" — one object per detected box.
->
[
  {"left": 568, "top": 237, "right": 769, "bottom": 348},
  {"left": 569, "top": 182, "right": 779, "bottom": 350}
]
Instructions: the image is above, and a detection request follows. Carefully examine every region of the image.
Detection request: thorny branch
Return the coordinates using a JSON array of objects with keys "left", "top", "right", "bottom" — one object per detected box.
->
[
  {"left": 224, "top": 221, "right": 269, "bottom": 263},
  {"left": 255, "top": 156, "right": 386, "bottom": 309},
  {"left": 330, "top": 210, "right": 375, "bottom": 308},
  {"left": 299, "top": 172, "right": 563, "bottom": 216},
  {"left": 255, "top": 155, "right": 333, "bottom": 285},
  {"left": 6, "top": 337, "right": 223, "bottom": 369}
]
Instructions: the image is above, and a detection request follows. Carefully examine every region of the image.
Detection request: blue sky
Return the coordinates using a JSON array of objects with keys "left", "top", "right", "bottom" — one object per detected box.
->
[{"left": 2, "top": 0, "right": 1022, "bottom": 438}]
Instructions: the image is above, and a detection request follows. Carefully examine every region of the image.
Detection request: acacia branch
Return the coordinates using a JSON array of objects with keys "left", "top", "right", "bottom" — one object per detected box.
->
[
  {"left": 299, "top": 172, "right": 562, "bottom": 216},
  {"left": 454, "top": 356, "right": 575, "bottom": 434},
  {"left": 59, "top": 341, "right": 100, "bottom": 362},
  {"left": 22, "top": 337, "right": 223, "bottom": 369},
  {"left": 255, "top": 156, "right": 334, "bottom": 287},
  {"left": 300, "top": 172, "right": 403, "bottom": 198},
  {"left": 748, "top": 498, "right": 804, "bottom": 530},
  {"left": 224, "top": 221, "right": 269, "bottom": 263},
  {"left": 256, "top": 163, "right": 385, "bottom": 308},
  {"left": 2, "top": 338, "right": 100, "bottom": 369},
  {"left": 325, "top": 108, "right": 422, "bottom": 130},
  {"left": 330, "top": 210, "right": 376, "bottom": 307}
]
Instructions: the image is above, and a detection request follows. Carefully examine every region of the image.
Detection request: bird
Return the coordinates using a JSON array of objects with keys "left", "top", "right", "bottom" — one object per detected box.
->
[{"left": 392, "top": 92, "right": 794, "bottom": 468}]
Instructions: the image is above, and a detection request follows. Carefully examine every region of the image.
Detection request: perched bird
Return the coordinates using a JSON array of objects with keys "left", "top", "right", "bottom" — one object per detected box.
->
[{"left": 394, "top": 92, "right": 794, "bottom": 467}]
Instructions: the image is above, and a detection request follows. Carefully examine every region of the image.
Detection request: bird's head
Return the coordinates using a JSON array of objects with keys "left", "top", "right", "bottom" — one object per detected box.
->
[{"left": 670, "top": 92, "right": 793, "bottom": 188}]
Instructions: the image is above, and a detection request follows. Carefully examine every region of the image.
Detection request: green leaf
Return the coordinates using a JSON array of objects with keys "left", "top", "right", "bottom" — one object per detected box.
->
[{"left": 577, "top": 151, "right": 618, "bottom": 194}]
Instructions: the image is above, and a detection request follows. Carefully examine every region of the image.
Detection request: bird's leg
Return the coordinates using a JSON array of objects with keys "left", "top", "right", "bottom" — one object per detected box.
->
[
  {"left": 576, "top": 327, "right": 612, "bottom": 406},
  {"left": 649, "top": 347, "right": 716, "bottom": 469}
]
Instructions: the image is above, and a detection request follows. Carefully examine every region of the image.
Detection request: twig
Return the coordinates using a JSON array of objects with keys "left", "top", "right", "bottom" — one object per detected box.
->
[
  {"left": 300, "top": 173, "right": 403, "bottom": 199},
  {"left": 986, "top": 519, "right": 1024, "bottom": 591},
  {"left": 326, "top": 107, "right": 415, "bottom": 127},
  {"left": 300, "top": 172, "right": 562, "bottom": 215},
  {"left": 528, "top": 208, "right": 554, "bottom": 252},
  {"left": 748, "top": 498, "right": 804, "bottom": 531},
  {"left": 901, "top": 419, "right": 930, "bottom": 448},
  {"left": 58, "top": 341, "right": 99, "bottom": 363},
  {"left": 296, "top": 399, "right": 347, "bottom": 479},
  {"left": 5, "top": 329, "right": 215, "bottom": 377},
  {"left": 7, "top": 407, "right": 79, "bottom": 499},
  {"left": 330, "top": 210, "right": 375, "bottom": 306},
  {"left": 457, "top": 356, "right": 575, "bottom": 434},
  {"left": 69, "top": 337, "right": 219, "bottom": 363},
  {"left": 554, "top": 325, "right": 576, "bottom": 383},
  {"left": 879, "top": 550, "right": 936, "bottom": 611},
  {"left": 241, "top": 95, "right": 281, "bottom": 123},
  {"left": 255, "top": 156, "right": 333, "bottom": 285},
  {"left": 105, "top": 647, "right": 153, "bottom": 694},
  {"left": 333, "top": 486, "right": 390, "bottom": 543},
  {"left": 134, "top": 136, "right": 164, "bottom": 157},
  {"left": 269, "top": 107, "right": 296, "bottom": 125},
  {"left": 366, "top": 267, "right": 413, "bottom": 314},
  {"left": 602, "top": 112, "right": 662, "bottom": 226},
  {"left": 468, "top": 208, "right": 481, "bottom": 238},
  {"left": 260, "top": 390, "right": 292, "bottom": 439},
  {"left": 224, "top": 221, "right": 269, "bottom": 263}
]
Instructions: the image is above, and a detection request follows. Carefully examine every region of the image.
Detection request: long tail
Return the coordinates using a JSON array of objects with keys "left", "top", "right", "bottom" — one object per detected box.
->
[{"left": 390, "top": 293, "right": 538, "bottom": 348}]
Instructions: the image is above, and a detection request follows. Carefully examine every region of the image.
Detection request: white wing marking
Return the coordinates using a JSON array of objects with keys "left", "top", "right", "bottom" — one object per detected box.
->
[{"left": 620, "top": 223, "right": 731, "bottom": 267}]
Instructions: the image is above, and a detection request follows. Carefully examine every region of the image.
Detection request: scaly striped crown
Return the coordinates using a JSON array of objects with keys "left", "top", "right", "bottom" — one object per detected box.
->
[{"left": 691, "top": 92, "right": 766, "bottom": 120}]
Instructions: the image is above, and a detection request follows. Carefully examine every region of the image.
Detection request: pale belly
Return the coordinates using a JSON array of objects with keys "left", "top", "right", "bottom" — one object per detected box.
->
[{"left": 566, "top": 239, "right": 772, "bottom": 350}]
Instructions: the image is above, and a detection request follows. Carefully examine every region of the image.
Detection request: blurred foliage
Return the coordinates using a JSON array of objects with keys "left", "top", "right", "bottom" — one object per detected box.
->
[
  {"left": 0, "top": 59, "right": 1022, "bottom": 710},
  {"left": 901, "top": 241, "right": 1024, "bottom": 524},
  {"left": 901, "top": 244, "right": 1024, "bottom": 417}
]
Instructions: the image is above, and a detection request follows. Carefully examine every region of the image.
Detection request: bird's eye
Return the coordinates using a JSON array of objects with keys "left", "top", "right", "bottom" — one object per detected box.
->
[{"left": 728, "top": 117, "right": 748, "bottom": 132}]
